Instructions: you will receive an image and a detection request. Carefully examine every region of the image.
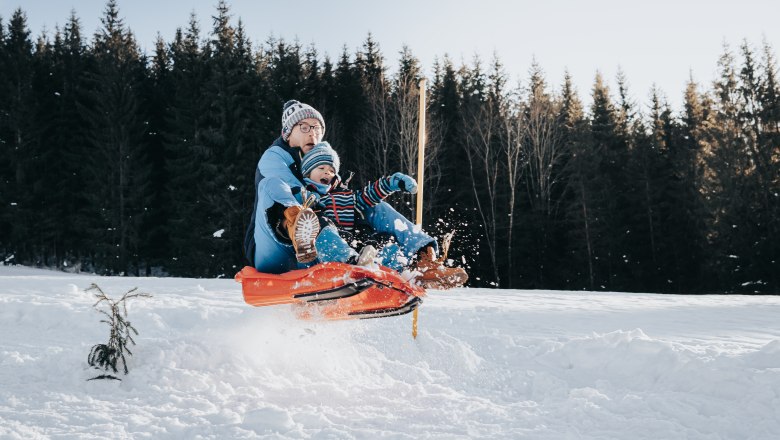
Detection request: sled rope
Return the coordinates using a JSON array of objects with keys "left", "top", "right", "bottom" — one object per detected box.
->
[
  {"left": 440, "top": 230, "right": 454, "bottom": 261},
  {"left": 301, "top": 192, "right": 318, "bottom": 210},
  {"left": 413, "top": 78, "right": 427, "bottom": 340}
]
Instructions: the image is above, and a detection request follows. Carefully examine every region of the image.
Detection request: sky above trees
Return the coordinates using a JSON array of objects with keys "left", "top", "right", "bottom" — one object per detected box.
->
[{"left": 4, "top": 0, "right": 780, "bottom": 111}]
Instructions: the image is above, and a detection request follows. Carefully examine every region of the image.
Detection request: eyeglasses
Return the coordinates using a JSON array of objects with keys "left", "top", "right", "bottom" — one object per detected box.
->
[{"left": 297, "top": 123, "right": 324, "bottom": 134}]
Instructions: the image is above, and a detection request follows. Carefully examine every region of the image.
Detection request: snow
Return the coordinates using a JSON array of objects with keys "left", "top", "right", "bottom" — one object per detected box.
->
[
  {"left": 1, "top": 265, "right": 779, "bottom": 439},
  {"left": 394, "top": 219, "right": 409, "bottom": 232}
]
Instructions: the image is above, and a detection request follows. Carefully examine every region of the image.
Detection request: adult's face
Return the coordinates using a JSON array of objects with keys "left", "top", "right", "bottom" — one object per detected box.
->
[{"left": 287, "top": 118, "right": 324, "bottom": 153}]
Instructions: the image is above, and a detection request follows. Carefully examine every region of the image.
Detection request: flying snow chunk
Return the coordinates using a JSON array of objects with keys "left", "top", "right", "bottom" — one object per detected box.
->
[
  {"left": 213, "top": 229, "right": 225, "bottom": 238},
  {"left": 394, "top": 219, "right": 409, "bottom": 232}
]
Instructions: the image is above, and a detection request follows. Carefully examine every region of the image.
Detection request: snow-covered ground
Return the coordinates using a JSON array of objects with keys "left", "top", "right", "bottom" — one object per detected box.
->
[{"left": 1, "top": 265, "right": 779, "bottom": 439}]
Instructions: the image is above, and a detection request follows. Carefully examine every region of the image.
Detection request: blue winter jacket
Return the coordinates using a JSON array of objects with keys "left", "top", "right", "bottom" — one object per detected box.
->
[{"left": 243, "top": 137, "right": 305, "bottom": 265}]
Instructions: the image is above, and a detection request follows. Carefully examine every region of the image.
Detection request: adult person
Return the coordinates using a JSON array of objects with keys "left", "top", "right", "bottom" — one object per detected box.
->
[{"left": 244, "top": 100, "right": 467, "bottom": 289}]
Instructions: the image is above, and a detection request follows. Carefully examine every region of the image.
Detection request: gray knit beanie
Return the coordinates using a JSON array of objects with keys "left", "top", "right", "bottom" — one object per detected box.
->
[
  {"left": 281, "top": 100, "right": 325, "bottom": 141},
  {"left": 301, "top": 142, "right": 340, "bottom": 177}
]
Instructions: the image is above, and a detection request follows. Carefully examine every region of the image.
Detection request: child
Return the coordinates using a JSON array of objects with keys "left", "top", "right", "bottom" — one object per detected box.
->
[
  {"left": 301, "top": 142, "right": 468, "bottom": 288},
  {"left": 302, "top": 143, "right": 417, "bottom": 228},
  {"left": 300, "top": 142, "right": 418, "bottom": 265}
]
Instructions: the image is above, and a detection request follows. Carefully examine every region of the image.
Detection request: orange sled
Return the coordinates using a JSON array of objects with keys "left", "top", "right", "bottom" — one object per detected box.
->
[{"left": 234, "top": 262, "right": 426, "bottom": 320}]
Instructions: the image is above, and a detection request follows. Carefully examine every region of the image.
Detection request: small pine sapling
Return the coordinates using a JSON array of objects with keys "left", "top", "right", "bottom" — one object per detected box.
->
[{"left": 86, "top": 283, "right": 151, "bottom": 381}]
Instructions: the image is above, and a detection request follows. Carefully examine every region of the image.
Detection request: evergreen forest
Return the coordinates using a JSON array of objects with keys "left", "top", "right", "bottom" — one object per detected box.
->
[{"left": 1, "top": 1, "right": 779, "bottom": 293}]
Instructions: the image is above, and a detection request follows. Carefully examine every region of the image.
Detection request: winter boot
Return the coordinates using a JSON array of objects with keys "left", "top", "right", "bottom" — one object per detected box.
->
[
  {"left": 413, "top": 231, "right": 468, "bottom": 290},
  {"left": 284, "top": 205, "right": 320, "bottom": 263},
  {"left": 356, "top": 245, "right": 378, "bottom": 267}
]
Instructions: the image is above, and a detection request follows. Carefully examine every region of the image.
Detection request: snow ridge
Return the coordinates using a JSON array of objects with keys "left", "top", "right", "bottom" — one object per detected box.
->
[{"left": 1, "top": 266, "right": 779, "bottom": 439}]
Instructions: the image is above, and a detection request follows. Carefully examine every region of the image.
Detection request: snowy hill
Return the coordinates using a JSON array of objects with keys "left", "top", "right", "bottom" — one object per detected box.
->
[{"left": 1, "top": 265, "right": 779, "bottom": 439}]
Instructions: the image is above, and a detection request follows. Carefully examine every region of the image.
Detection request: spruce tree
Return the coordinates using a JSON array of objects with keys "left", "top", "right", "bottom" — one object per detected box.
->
[
  {"left": 52, "top": 12, "right": 92, "bottom": 270},
  {"left": 256, "top": 36, "right": 304, "bottom": 155},
  {"left": 1, "top": 9, "right": 35, "bottom": 264},
  {"left": 0, "top": 15, "right": 9, "bottom": 259},
  {"left": 703, "top": 43, "right": 754, "bottom": 291},
  {"left": 330, "top": 46, "right": 365, "bottom": 176},
  {"left": 759, "top": 40, "right": 780, "bottom": 136},
  {"left": 198, "top": 1, "right": 259, "bottom": 276},
  {"left": 627, "top": 88, "right": 676, "bottom": 291},
  {"left": 664, "top": 78, "right": 711, "bottom": 292},
  {"left": 80, "top": 0, "right": 151, "bottom": 274},
  {"left": 429, "top": 56, "right": 461, "bottom": 148},
  {"left": 588, "top": 72, "right": 626, "bottom": 290},
  {"left": 758, "top": 40, "right": 780, "bottom": 290},
  {"left": 559, "top": 71, "right": 599, "bottom": 290},
  {"left": 139, "top": 35, "right": 174, "bottom": 274},
  {"left": 28, "top": 30, "right": 59, "bottom": 266},
  {"left": 429, "top": 55, "right": 463, "bottom": 207},
  {"left": 355, "top": 34, "right": 391, "bottom": 178},
  {"left": 26, "top": 23, "right": 93, "bottom": 270},
  {"left": 697, "top": 42, "right": 766, "bottom": 292},
  {"left": 300, "top": 44, "right": 323, "bottom": 104},
  {"left": 355, "top": 33, "right": 390, "bottom": 179},
  {"left": 264, "top": 37, "right": 303, "bottom": 104},
  {"left": 317, "top": 55, "right": 337, "bottom": 131},
  {"left": 164, "top": 16, "right": 212, "bottom": 276},
  {"left": 737, "top": 40, "right": 778, "bottom": 291}
]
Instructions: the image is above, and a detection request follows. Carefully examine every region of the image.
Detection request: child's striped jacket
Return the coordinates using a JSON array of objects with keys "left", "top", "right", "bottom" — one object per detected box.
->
[{"left": 305, "top": 176, "right": 397, "bottom": 231}]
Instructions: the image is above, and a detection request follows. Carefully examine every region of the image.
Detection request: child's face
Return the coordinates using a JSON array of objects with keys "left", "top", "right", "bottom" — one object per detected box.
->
[{"left": 309, "top": 164, "right": 336, "bottom": 185}]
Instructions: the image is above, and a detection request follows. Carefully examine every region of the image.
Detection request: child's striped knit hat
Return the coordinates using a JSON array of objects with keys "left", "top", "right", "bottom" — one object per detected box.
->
[
  {"left": 301, "top": 142, "right": 340, "bottom": 177},
  {"left": 281, "top": 100, "right": 325, "bottom": 141}
]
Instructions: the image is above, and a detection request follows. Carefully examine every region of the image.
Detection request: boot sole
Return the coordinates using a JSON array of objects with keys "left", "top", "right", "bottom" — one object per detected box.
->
[{"left": 294, "top": 209, "right": 320, "bottom": 263}]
